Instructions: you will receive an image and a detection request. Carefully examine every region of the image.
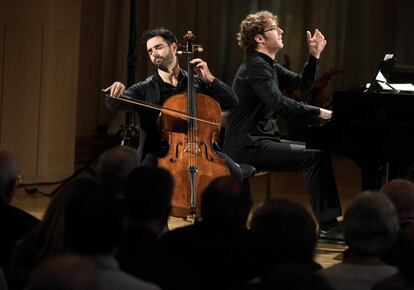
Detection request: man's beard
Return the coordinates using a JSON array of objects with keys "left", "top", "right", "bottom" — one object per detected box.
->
[{"left": 154, "top": 49, "right": 174, "bottom": 71}]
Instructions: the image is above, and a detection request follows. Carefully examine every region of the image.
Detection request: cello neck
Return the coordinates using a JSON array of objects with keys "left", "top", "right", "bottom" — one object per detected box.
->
[{"left": 184, "top": 31, "right": 197, "bottom": 124}]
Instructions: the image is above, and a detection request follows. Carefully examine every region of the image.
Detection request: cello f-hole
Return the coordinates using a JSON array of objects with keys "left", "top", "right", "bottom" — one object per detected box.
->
[
  {"left": 200, "top": 141, "right": 214, "bottom": 161},
  {"left": 170, "top": 141, "right": 183, "bottom": 162}
]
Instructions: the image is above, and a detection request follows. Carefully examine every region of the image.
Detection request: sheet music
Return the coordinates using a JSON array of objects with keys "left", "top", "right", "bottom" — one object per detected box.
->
[
  {"left": 366, "top": 82, "right": 414, "bottom": 92},
  {"left": 380, "top": 83, "right": 414, "bottom": 92}
]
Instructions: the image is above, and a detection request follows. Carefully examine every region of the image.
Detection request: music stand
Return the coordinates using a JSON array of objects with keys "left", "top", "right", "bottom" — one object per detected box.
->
[{"left": 366, "top": 54, "right": 396, "bottom": 93}]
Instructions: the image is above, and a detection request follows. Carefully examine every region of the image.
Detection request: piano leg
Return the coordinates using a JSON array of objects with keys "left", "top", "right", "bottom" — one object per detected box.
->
[
  {"left": 359, "top": 159, "right": 414, "bottom": 191},
  {"left": 355, "top": 158, "right": 387, "bottom": 191},
  {"left": 388, "top": 158, "right": 414, "bottom": 180}
]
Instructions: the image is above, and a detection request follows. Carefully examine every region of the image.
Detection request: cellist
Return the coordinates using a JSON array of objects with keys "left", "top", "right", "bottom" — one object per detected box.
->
[{"left": 103, "top": 27, "right": 242, "bottom": 180}]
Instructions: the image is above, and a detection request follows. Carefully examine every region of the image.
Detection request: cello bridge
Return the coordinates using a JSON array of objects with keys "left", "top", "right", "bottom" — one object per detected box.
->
[{"left": 184, "top": 142, "right": 201, "bottom": 155}]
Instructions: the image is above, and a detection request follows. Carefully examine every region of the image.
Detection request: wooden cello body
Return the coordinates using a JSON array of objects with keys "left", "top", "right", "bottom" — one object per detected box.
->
[{"left": 158, "top": 32, "right": 230, "bottom": 218}]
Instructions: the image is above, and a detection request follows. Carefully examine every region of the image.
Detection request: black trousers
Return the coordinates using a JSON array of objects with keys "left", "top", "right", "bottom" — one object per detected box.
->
[{"left": 242, "top": 139, "right": 342, "bottom": 223}]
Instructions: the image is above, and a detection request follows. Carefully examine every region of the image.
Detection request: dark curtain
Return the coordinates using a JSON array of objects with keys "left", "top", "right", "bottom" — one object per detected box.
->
[{"left": 100, "top": 0, "right": 414, "bottom": 131}]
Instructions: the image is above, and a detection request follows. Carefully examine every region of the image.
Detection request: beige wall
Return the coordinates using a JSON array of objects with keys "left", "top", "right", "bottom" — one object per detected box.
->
[{"left": 0, "top": 0, "right": 81, "bottom": 183}]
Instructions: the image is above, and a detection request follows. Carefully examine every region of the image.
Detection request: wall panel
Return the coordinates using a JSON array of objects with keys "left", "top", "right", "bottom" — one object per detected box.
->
[
  {"left": 0, "top": 19, "right": 43, "bottom": 178},
  {"left": 37, "top": 30, "right": 78, "bottom": 181},
  {"left": 0, "top": 0, "right": 81, "bottom": 183}
]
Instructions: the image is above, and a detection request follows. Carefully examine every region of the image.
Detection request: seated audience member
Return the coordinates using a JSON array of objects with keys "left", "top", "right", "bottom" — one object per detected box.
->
[
  {"left": 319, "top": 191, "right": 400, "bottom": 290},
  {"left": 7, "top": 178, "right": 101, "bottom": 290},
  {"left": 161, "top": 176, "right": 254, "bottom": 290},
  {"left": 116, "top": 166, "right": 194, "bottom": 290},
  {"left": 96, "top": 145, "right": 140, "bottom": 200},
  {"left": 0, "top": 150, "right": 39, "bottom": 271},
  {"left": 380, "top": 178, "right": 414, "bottom": 266},
  {"left": 239, "top": 262, "right": 333, "bottom": 290},
  {"left": 64, "top": 180, "right": 160, "bottom": 290},
  {"left": 381, "top": 178, "right": 414, "bottom": 226},
  {"left": 24, "top": 254, "right": 100, "bottom": 290},
  {"left": 393, "top": 223, "right": 414, "bottom": 287},
  {"left": 241, "top": 198, "right": 320, "bottom": 289},
  {"left": 374, "top": 223, "right": 414, "bottom": 290},
  {"left": 0, "top": 267, "right": 7, "bottom": 290}
]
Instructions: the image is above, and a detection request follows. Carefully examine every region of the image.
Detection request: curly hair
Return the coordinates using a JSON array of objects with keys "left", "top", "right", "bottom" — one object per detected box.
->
[{"left": 237, "top": 11, "right": 278, "bottom": 52}]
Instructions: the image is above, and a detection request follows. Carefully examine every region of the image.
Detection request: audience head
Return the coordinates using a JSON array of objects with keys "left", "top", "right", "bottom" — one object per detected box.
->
[
  {"left": 124, "top": 166, "right": 174, "bottom": 227},
  {"left": 249, "top": 199, "right": 317, "bottom": 265},
  {"left": 343, "top": 190, "right": 400, "bottom": 257},
  {"left": 380, "top": 178, "right": 414, "bottom": 222},
  {"left": 64, "top": 181, "right": 122, "bottom": 255},
  {"left": 33, "top": 177, "right": 103, "bottom": 258},
  {"left": 0, "top": 149, "right": 20, "bottom": 203},
  {"left": 25, "top": 254, "right": 99, "bottom": 290},
  {"left": 201, "top": 176, "right": 252, "bottom": 228},
  {"left": 96, "top": 145, "right": 140, "bottom": 199}
]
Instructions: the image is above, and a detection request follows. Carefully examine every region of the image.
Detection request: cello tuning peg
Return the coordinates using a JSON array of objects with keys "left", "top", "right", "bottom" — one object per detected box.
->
[
  {"left": 177, "top": 44, "right": 189, "bottom": 55},
  {"left": 194, "top": 45, "right": 204, "bottom": 52}
]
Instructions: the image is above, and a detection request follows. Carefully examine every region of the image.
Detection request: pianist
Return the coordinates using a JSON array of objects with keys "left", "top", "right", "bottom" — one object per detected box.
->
[{"left": 223, "top": 10, "right": 344, "bottom": 243}]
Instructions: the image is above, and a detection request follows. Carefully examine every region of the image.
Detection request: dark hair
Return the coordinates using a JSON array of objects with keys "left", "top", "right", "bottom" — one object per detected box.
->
[
  {"left": 250, "top": 199, "right": 317, "bottom": 264},
  {"left": 142, "top": 27, "right": 178, "bottom": 45},
  {"left": 64, "top": 183, "right": 123, "bottom": 255},
  {"left": 12, "top": 178, "right": 105, "bottom": 268},
  {"left": 96, "top": 145, "right": 140, "bottom": 199},
  {"left": 201, "top": 176, "right": 252, "bottom": 227},
  {"left": 124, "top": 166, "right": 174, "bottom": 221},
  {"left": 380, "top": 178, "right": 414, "bottom": 221}
]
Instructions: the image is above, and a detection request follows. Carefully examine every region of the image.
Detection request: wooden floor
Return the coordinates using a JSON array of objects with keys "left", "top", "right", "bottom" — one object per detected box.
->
[{"left": 11, "top": 153, "right": 359, "bottom": 269}]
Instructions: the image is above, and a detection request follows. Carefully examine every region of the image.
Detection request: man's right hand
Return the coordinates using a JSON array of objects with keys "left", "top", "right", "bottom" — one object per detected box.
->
[
  {"left": 103, "top": 82, "right": 125, "bottom": 97},
  {"left": 319, "top": 108, "right": 332, "bottom": 120}
]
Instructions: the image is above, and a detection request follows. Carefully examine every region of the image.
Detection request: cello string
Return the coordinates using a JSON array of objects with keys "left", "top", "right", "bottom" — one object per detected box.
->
[
  {"left": 188, "top": 42, "right": 197, "bottom": 209},
  {"left": 187, "top": 47, "right": 194, "bottom": 172}
]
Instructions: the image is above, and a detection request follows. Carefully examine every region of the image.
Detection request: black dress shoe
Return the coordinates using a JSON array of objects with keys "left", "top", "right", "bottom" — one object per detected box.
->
[{"left": 318, "top": 225, "right": 346, "bottom": 244}]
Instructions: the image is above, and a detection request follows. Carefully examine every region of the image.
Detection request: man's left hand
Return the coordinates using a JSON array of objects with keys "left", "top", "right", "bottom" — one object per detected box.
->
[
  {"left": 306, "top": 29, "right": 327, "bottom": 59},
  {"left": 190, "top": 58, "right": 215, "bottom": 83}
]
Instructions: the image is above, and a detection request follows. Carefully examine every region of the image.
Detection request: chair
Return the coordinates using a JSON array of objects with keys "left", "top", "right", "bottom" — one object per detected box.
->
[{"left": 239, "top": 163, "right": 273, "bottom": 201}]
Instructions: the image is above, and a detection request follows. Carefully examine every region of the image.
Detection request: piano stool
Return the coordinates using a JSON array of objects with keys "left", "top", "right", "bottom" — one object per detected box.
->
[{"left": 239, "top": 163, "right": 273, "bottom": 201}]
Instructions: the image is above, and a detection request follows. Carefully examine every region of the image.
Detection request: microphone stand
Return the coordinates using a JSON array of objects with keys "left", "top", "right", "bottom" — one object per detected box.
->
[{"left": 120, "top": 0, "right": 140, "bottom": 147}]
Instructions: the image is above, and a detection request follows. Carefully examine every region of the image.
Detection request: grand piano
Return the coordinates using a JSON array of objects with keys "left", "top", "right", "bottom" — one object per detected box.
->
[{"left": 306, "top": 90, "right": 414, "bottom": 190}]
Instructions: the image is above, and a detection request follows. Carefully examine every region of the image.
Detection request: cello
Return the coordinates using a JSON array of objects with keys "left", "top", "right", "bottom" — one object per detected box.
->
[{"left": 158, "top": 31, "right": 230, "bottom": 218}]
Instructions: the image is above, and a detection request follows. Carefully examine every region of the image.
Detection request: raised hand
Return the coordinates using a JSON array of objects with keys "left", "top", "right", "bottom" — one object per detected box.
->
[{"left": 306, "top": 29, "right": 327, "bottom": 59}]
